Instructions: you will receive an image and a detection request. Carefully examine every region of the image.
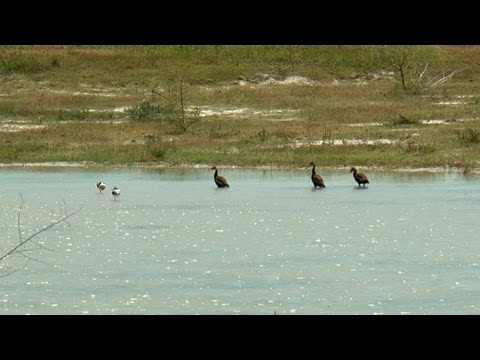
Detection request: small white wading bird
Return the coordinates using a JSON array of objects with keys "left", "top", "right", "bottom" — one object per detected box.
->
[
  {"left": 96, "top": 181, "right": 107, "bottom": 194},
  {"left": 112, "top": 186, "right": 121, "bottom": 200}
]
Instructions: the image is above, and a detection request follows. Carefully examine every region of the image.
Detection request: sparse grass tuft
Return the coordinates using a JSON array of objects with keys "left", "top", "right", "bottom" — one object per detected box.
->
[
  {"left": 257, "top": 128, "right": 269, "bottom": 142},
  {"left": 127, "top": 101, "right": 178, "bottom": 121},
  {"left": 457, "top": 128, "right": 480, "bottom": 145},
  {"left": 0, "top": 104, "right": 17, "bottom": 117},
  {"left": 0, "top": 56, "right": 50, "bottom": 74},
  {"left": 390, "top": 114, "right": 419, "bottom": 126},
  {"left": 57, "top": 109, "right": 90, "bottom": 121},
  {"left": 405, "top": 140, "right": 437, "bottom": 154},
  {"left": 56, "top": 109, "right": 123, "bottom": 121},
  {"left": 322, "top": 129, "right": 333, "bottom": 144}
]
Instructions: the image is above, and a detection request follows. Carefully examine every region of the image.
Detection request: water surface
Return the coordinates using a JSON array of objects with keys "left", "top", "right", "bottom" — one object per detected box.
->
[{"left": 0, "top": 167, "right": 479, "bottom": 314}]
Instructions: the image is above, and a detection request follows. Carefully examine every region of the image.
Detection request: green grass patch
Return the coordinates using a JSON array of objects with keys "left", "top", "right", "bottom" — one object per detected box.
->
[
  {"left": 390, "top": 114, "right": 419, "bottom": 126},
  {"left": 56, "top": 109, "right": 124, "bottom": 121},
  {"left": 457, "top": 128, "right": 480, "bottom": 145},
  {"left": 127, "top": 101, "right": 178, "bottom": 121}
]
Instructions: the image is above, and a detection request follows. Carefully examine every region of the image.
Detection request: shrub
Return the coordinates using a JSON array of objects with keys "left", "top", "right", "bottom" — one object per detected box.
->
[
  {"left": 57, "top": 109, "right": 90, "bottom": 121},
  {"left": 390, "top": 114, "right": 418, "bottom": 126},
  {"left": 127, "top": 101, "right": 178, "bottom": 121}
]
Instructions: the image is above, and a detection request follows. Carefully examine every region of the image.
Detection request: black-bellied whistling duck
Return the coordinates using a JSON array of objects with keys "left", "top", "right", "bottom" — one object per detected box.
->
[
  {"left": 350, "top": 167, "right": 369, "bottom": 187},
  {"left": 308, "top": 162, "right": 326, "bottom": 188},
  {"left": 211, "top": 166, "right": 229, "bottom": 188}
]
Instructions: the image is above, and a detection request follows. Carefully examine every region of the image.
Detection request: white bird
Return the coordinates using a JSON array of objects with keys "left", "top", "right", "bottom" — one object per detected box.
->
[
  {"left": 96, "top": 181, "right": 107, "bottom": 194},
  {"left": 112, "top": 186, "right": 121, "bottom": 200}
]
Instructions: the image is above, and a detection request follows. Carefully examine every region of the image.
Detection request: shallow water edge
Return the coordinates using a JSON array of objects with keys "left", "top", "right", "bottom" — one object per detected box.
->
[{"left": 0, "top": 161, "right": 475, "bottom": 175}]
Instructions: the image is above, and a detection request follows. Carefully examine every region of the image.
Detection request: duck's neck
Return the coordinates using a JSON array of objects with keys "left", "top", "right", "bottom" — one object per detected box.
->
[
  {"left": 213, "top": 169, "right": 218, "bottom": 178},
  {"left": 311, "top": 166, "right": 316, "bottom": 176}
]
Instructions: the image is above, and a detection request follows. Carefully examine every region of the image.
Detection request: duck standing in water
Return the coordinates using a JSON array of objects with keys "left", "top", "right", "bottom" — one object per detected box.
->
[
  {"left": 308, "top": 162, "right": 326, "bottom": 188},
  {"left": 350, "top": 167, "right": 369, "bottom": 187},
  {"left": 211, "top": 166, "right": 229, "bottom": 188}
]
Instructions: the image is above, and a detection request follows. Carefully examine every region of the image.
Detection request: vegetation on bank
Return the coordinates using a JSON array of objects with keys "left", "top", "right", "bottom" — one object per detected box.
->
[{"left": 0, "top": 45, "right": 480, "bottom": 171}]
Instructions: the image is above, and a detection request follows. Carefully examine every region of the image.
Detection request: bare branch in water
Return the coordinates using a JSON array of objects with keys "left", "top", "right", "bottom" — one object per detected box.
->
[
  {"left": 0, "top": 196, "right": 82, "bottom": 275},
  {"left": 17, "top": 194, "right": 26, "bottom": 245}
]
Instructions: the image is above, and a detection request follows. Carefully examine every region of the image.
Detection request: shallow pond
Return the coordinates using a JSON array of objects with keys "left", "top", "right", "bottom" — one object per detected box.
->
[{"left": 0, "top": 167, "right": 479, "bottom": 314}]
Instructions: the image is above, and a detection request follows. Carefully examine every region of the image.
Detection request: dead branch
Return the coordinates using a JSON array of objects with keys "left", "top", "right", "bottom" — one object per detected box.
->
[
  {"left": 429, "top": 69, "right": 463, "bottom": 87},
  {"left": 420, "top": 68, "right": 464, "bottom": 91},
  {"left": 419, "top": 63, "right": 429, "bottom": 81}
]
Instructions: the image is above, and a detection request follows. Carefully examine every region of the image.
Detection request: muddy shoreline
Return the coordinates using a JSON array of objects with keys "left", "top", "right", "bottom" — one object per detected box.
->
[{"left": 0, "top": 161, "right": 475, "bottom": 174}]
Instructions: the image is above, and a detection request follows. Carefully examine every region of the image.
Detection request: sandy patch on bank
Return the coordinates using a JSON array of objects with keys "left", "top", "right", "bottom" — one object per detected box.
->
[
  {"left": 23, "top": 84, "right": 132, "bottom": 98},
  {"left": 45, "top": 89, "right": 119, "bottom": 97},
  {"left": 348, "top": 122, "right": 383, "bottom": 127},
  {"left": 237, "top": 75, "right": 318, "bottom": 86},
  {"left": 289, "top": 138, "right": 398, "bottom": 147},
  {"left": 192, "top": 106, "right": 299, "bottom": 121},
  {"left": 434, "top": 100, "right": 466, "bottom": 106},
  {"left": 89, "top": 106, "right": 130, "bottom": 113},
  {"left": 0, "top": 124, "right": 46, "bottom": 132},
  {"left": 421, "top": 119, "right": 451, "bottom": 125}
]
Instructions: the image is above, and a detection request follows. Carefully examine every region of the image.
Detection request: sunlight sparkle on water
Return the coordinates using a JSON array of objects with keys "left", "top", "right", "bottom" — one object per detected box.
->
[{"left": 0, "top": 168, "right": 479, "bottom": 314}]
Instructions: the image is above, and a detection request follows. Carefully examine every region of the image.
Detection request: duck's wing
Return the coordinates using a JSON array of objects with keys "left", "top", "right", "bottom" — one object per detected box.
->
[
  {"left": 313, "top": 174, "right": 325, "bottom": 187},
  {"left": 216, "top": 175, "right": 229, "bottom": 187},
  {"left": 355, "top": 172, "right": 369, "bottom": 183}
]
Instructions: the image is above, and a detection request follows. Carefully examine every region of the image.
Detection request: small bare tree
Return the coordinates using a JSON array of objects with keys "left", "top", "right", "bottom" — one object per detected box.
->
[
  {"left": 174, "top": 68, "right": 201, "bottom": 133},
  {"left": 381, "top": 45, "right": 460, "bottom": 93},
  {"left": 132, "top": 68, "right": 201, "bottom": 133},
  {"left": 0, "top": 195, "right": 82, "bottom": 277}
]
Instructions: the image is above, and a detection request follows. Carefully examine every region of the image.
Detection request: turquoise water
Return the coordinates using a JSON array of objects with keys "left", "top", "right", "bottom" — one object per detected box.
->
[{"left": 0, "top": 167, "right": 479, "bottom": 314}]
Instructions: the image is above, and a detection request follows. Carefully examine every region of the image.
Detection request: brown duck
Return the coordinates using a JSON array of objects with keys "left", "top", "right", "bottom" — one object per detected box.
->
[
  {"left": 211, "top": 166, "right": 230, "bottom": 188},
  {"left": 308, "top": 162, "right": 326, "bottom": 188},
  {"left": 350, "top": 167, "right": 369, "bottom": 187}
]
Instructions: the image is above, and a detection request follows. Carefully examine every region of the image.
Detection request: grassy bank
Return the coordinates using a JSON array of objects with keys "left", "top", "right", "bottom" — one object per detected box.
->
[{"left": 1, "top": 45, "right": 480, "bottom": 171}]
